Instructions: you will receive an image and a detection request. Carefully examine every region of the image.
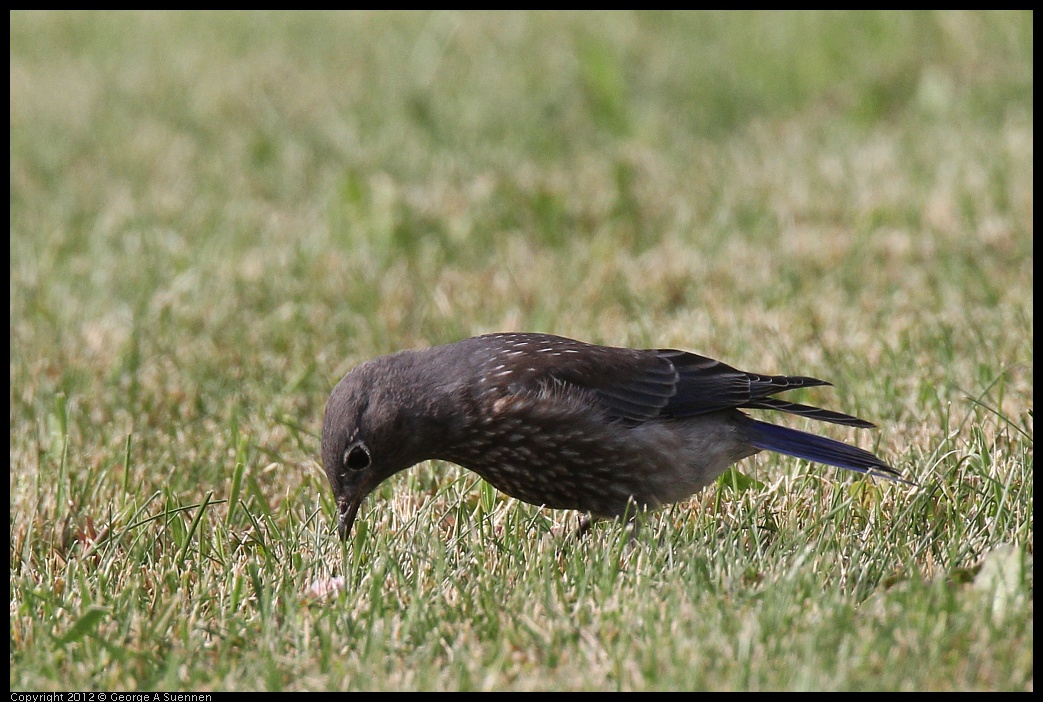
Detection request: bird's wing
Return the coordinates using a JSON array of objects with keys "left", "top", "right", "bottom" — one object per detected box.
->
[
  {"left": 653, "top": 349, "right": 872, "bottom": 427},
  {"left": 570, "top": 351, "right": 680, "bottom": 422},
  {"left": 470, "top": 334, "right": 872, "bottom": 428},
  {"left": 471, "top": 333, "right": 679, "bottom": 423},
  {"left": 741, "top": 398, "right": 874, "bottom": 428},
  {"left": 542, "top": 344, "right": 680, "bottom": 423},
  {"left": 654, "top": 349, "right": 826, "bottom": 416}
]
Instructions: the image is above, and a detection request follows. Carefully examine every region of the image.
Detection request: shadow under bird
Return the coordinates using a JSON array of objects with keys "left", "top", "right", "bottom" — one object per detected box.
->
[{"left": 322, "top": 332, "right": 907, "bottom": 539}]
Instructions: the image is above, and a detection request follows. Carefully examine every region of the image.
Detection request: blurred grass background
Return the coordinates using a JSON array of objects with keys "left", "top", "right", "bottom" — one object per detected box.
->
[{"left": 10, "top": 11, "right": 1032, "bottom": 691}]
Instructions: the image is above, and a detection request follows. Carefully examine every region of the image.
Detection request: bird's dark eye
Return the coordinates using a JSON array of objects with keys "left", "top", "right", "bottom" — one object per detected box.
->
[{"left": 344, "top": 442, "right": 371, "bottom": 471}]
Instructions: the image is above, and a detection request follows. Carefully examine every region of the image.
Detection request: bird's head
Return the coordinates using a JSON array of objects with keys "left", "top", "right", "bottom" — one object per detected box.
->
[{"left": 321, "top": 354, "right": 432, "bottom": 540}]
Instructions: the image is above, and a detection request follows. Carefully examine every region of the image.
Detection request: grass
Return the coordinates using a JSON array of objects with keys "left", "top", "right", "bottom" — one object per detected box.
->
[{"left": 10, "top": 10, "right": 1033, "bottom": 691}]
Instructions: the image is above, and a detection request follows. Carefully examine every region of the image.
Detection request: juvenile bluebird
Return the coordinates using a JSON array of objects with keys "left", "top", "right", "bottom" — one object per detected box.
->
[{"left": 321, "top": 332, "right": 905, "bottom": 539}]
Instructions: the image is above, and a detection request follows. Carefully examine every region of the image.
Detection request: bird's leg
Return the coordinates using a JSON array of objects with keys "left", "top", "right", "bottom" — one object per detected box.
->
[
  {"left": 625, "top": 513, "right": 642, "bottom": 543},
  {"left": 574, "top": 513, "right": 595, "bottom": 539},
  {"left": 619, "top": 498, "right": 647, "bottom": 547},
  {"left": 570, "top": 507, "right": 643, "bottom": 545}
]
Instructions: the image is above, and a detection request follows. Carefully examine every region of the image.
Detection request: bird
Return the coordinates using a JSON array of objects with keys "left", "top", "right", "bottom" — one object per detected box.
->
[{"left": 321, "top": 332, "right": 907, "bottom": 540}]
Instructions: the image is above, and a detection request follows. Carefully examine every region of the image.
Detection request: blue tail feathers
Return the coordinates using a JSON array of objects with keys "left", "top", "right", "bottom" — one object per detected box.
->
[{"left": 744, "top": 419, "right": 911, "bottom": 484}]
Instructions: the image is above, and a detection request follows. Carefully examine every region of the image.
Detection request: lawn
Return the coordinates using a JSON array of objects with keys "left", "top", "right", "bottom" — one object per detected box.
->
[{"left": 10, "top": 10, "right": 1033, "bottom": 691}]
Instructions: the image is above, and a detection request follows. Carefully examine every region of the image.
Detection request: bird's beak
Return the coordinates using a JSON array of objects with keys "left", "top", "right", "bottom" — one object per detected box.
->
[{"left": 338, "top": 492, "right": 363, "bottom": 541}]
